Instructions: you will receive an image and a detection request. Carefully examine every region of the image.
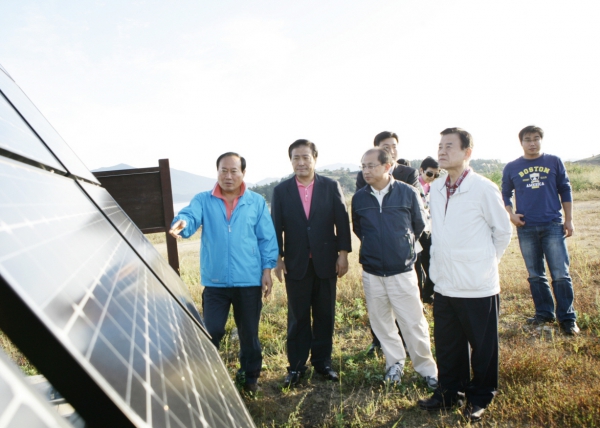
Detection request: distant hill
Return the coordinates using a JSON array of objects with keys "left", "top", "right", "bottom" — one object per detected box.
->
[
  {"left": 92, "top": 164, "right": 217, "bottom": 203},
  {"left": 318, "top": 163, "right": 360, "bottom": 172},
  {"left": 575, "top": 154, "right": 600, "bottom": 165},
  {"left": 254, "top": 177, "right": 281, "bottom": 186},
  {"left": 93, "top": 163, "right": 135, "bottom": 172}
]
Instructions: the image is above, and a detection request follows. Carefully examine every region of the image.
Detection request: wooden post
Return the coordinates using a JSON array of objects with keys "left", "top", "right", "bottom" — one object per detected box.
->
[{"left": 159, "top": 159, "right": 180, "bottom": 275}]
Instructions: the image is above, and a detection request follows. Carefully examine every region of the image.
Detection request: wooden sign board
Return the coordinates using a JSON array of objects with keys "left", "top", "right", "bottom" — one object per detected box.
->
[{"left": 93, "top": 159, "right": 180, "bottom": 274}]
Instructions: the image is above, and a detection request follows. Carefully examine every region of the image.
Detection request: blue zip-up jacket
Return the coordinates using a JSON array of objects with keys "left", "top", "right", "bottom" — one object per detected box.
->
[
  {"left": 172, "top": 188, "right": 278, "bottom": 287},
  {"left": 352, "top": 180, "right": 425, "bottom": 276}
]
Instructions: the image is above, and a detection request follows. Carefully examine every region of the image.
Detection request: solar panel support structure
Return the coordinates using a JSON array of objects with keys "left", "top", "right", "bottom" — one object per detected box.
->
[{"left": 93, "top": 159, "right": 180, "bottom": 275}]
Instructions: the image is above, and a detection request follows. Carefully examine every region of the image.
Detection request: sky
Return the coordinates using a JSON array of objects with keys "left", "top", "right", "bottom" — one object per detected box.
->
[{"left": 1, "top": 0, "right": 599, "bottom": 183}]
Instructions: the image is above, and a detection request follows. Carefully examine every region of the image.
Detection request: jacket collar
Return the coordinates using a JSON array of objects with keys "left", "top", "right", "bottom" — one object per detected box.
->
[{"left": 434, "top": 169, "right": 475, "bottom": 197}]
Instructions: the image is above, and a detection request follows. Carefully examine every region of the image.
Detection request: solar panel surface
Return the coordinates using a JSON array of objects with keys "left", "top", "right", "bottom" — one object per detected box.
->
[
  {"left": 0, "top": 92, "right": 64, "bottom": 172},
  {"left": 79, "top": 181, "right": 203, "bottom": 325},
  {"left": 0, "top": 67, "right": 99, "bottom": 184},
  {"left": 0, "top": 350, "right": 73, "bottom": 428}
]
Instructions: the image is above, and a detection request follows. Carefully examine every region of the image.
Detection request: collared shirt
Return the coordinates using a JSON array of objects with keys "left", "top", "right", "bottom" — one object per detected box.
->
[
  {"left": 370, "top": 177, "right": 392, "bottom": 209},
  {"left": 212, "top": 182, "right": 246, "bottom": 220},
  {"left": 418, "top": 175, "right": 431, "bottom": 195},
  {"left": 388, "top": 162, "right": 396, "bottom": 176},
  {"left": 296, "top": 176, "right": 314, "bottom": 219},
  {"left": 445, "top": 168, "right": 470, "bottom": 211}
]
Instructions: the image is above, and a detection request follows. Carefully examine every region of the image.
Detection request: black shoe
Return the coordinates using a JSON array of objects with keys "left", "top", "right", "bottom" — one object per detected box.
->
[
  {"left": 560, "top": 320, "right": 580, "bottom": 335},
  {"left": 235, "top": 369, "right": 245, "bottom": 386},
  {"left": 366, "top": 343, "right": 380, "bottom": 356},
  {"left": 462, "top": 404, "right": 485, "bottom": 421},
  {"left": 418, "top": 396, "right": 463, "bottom": 411},
  {"left": 283, "top": 371, "right": 302, "bottom": 388},
  {"left": 316, "top": 366, "right": 339, "bottom": 382},
  {"left": 526, "top": 315, "right": 555, "bottom": 326},
  {"left": 243, "top": 382, "right": 260, "bottom": 395}
]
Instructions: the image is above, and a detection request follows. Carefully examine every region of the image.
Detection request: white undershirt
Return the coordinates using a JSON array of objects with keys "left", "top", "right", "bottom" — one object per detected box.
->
[{"left": 370, "top": 177, "right": 392, "bottom": 209}]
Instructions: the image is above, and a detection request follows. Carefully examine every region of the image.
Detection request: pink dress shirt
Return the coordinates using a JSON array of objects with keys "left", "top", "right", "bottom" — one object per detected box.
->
[{"left": 295, "top": 177, "right": 314, "bottom": 219}]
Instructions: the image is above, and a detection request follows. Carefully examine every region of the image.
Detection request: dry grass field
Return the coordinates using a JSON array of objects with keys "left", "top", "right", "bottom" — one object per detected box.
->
[
  {"left": 148, "top": 190, "right": 600, "bottom": 427},
  {"left": 1, "top": 176, "right": 599, "bottom": 427}
]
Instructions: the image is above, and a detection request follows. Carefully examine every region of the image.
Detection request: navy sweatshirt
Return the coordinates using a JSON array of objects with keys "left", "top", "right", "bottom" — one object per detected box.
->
[{"left": 501, "top": 154, "right": 572, "bottom": 226}]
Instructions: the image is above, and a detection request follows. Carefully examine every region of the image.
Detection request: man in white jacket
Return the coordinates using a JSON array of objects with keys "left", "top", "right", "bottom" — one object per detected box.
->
[{"left": 418, "top": 128, "right": 512, "bottom": 422}]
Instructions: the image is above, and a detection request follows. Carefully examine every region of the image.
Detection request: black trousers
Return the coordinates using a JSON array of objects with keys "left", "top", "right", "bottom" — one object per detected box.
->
[
  {"left": 285, "top": 260, "right": 336, "bottom": 373},
  {"left": 416, "top": 232, "right": 435, "bottom": 301},
  {"left": 202, "top": 286, "right": 263, "bottom": 382},
  {"left": 433, "top": 292, "right": 499, "bottom": 408}
]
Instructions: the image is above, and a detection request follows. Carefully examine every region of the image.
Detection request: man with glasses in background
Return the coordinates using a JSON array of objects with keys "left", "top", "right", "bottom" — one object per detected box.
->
[
  {"left": 501, "top": 125, "right": 578, "bottom": 335},
  {"left": 355, "top": 131, "right": 421, "bottom": 191}
]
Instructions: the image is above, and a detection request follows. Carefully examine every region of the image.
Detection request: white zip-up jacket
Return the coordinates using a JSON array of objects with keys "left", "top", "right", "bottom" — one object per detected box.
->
[{"left": 429, "top": 171, "right": 512, "bottom": 298}]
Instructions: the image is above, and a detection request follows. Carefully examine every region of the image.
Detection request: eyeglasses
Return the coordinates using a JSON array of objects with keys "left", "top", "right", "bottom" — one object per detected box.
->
[
  {"left": 361, "top": 164, "right": 382, "bottom": 171},
  {"left": 425, "top": 171, "right": 440, "bottom": 178}
]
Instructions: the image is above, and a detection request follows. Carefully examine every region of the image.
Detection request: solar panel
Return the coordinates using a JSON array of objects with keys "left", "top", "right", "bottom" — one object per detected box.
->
[
  {"left": 78, "top": 181, "right": 203, "bottom": 325},
  {"left": 0, "top": 350, "right": 73, "bottom": 428},
  {"left": 0, "top": 65, "right": 256, "bottom": 427},
  {"left": 0, "top": 67, "right": 99, "bottom": 184},
  {"left": 0, "top": 91, "right": 64, "bottom": 173}
]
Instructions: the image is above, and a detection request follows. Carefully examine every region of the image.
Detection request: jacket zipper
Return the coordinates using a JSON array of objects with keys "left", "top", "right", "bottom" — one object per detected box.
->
[{"left": 377, "top": 193, "right": 388, "bottom": 276}]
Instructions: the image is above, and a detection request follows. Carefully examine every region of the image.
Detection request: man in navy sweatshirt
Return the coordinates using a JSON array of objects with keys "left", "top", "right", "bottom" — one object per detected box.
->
[{"left": 501, "top": 125, "right": 579, "bottom": 335}]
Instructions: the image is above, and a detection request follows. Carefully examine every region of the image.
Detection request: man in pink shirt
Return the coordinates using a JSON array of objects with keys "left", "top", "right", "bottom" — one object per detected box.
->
[{"left": 271, "top": 139, "right": 352, "bottom": 388}]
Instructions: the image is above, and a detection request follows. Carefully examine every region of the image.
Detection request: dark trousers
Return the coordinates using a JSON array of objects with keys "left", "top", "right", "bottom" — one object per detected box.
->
[
  {"left": 285, "top": 260, "right": 336, "bottom": 373},
  {"left": 433, "top": 292, "right": 499, "bottom": 408},
  {"left": 416, "top": 232, "right": 435, "bottom": 301},
  {"left": 202, "top": 286, "right": 263, "bottom": 382}
]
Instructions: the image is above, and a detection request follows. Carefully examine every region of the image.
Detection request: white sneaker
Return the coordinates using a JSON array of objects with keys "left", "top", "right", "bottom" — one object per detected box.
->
[
  {"left": 424, "top": 376, "right": 438, "bottom": 390},
  {"left": 384, "top": 362, "right": 404, "bottom": 383}
]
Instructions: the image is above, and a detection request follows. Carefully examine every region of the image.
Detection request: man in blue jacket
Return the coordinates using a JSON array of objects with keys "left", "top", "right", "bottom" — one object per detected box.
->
[
  {"left": 169, "top": 152, "right": 278, "bottom": 393},
  {"left": 502, "top": 125, "right": 578, "bottom": 335},
  {"left": 352, "top": 148, "right": 437, "bottom": 387}
]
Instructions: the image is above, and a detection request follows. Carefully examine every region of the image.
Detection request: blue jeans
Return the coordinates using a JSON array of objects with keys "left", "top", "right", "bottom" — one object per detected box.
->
[{"left": 516, "top": 222, "right": 576, "bottom": 322}]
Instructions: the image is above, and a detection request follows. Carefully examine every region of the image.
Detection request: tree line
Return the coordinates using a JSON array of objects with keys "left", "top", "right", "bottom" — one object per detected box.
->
[{"left": 251, "top": 160, "right": 506, "bottom": 203}]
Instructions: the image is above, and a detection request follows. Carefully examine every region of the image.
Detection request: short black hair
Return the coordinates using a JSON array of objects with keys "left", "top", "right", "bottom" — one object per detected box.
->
[
  {"left": 519, "top": 125, "right": 544, "bottom": 142},
  {"left": 363, "top": 148, "right": 393, "bottom": 166},
  {"left": 420, "top": 156, "right": 439, "bottom": 170},
  {"left": 216, "top": 152, "right": 246, "bottom": 172},
  {"left": 440, "top": 127, "right": 473, "bottom": 150},
  {"left": 373, "top": 131, "right": 398, "bottom": 147},
  {"left": 288, "top": 139, "right": 318, "bottom": 159},
  {"left": 397, "top": 158, "right": 410, "bottom": 167}
]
